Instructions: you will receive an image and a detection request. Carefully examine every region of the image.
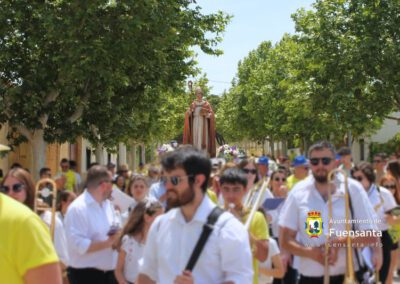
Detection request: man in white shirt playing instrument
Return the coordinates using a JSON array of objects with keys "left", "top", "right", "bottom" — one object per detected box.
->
[
  {"left": 65, "top": 165, "right": 120, "bottom": 284},
  {"left": 138, "top": 146, "right": 253, "bottom": 284},
  {"left": 279, "top": 141, "right": 380, "bottom": 284}
]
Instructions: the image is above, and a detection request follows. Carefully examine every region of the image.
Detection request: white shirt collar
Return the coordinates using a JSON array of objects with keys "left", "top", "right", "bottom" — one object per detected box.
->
[
  {"left": 168, "top": 195, "right": 215, "bottom": 225},
  {"left": 83, "top": 189, "right": 106, "bottom": 207}
]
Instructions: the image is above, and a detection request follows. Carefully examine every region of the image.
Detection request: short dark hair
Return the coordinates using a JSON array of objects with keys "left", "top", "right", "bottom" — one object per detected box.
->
[
  {"left": 69, "top": 160, "right": 77, "bottom": 168},
  {"left": 374, "top": 152, "right": 387, "bottom": 160},
  {"left": 338, "top": 146, "right": 352, "bottom": 156},
  {"left": 161, "top": 146, "right": 211, "bottom": 192},
  {"left": 308, "top": 140, "right": 336, "bottom": 157},
  {"left": 86, "top": 165, "right": 110, "bottom": 190},
  {"left": 351, "top": 162, "right": 375, "bottom": 184},
  {"left": 60, "top": 158, "right": 69, "bottom": 164},
  {"left": 39, "top": 167, "right": 51, "bottom": 177},
  {"left": 107, "top": 162, "right": 116, "bottom": 170},
  {"left": 219, "top": 168, "right": 248, "bottom": 188}
]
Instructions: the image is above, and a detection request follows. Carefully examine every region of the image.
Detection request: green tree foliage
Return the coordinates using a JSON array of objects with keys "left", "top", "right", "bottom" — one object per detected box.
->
[
  {"left": 0, "top": 0, "right": 229, "bottom": 172},
  {"left": 219, "top": 0, "right": 397, "bottom": 147}
]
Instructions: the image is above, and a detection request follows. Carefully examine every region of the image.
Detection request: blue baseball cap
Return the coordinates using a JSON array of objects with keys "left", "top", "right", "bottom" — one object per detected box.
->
[
  {"left": 292, "top": 155, "right": 308, "bottom": 167},
  {"left": 257, "top": 156, "right": 269, "bottom": 165}
]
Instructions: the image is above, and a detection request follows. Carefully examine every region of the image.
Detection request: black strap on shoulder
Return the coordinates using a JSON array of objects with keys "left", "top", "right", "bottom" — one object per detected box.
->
[{"left": 185, "top": 206, "right": 224, "bottom": 272}]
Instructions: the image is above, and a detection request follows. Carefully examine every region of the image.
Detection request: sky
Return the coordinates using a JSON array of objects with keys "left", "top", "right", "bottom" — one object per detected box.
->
[{"left": 193, "top": 0, "right": 315, "bottom": 95}]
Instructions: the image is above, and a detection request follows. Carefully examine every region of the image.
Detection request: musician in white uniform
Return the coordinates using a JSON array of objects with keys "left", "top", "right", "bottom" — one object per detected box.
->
[{"left": 279, "top": 141, "right": 380, "bottom": 284}]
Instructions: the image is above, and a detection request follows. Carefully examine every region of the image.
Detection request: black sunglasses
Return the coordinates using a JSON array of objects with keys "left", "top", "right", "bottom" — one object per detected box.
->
[
  {"left": 309, "top": 157, "right": 332, "bottom": 166},
  {"left": 353, "top": 176, "right": 364, "bottom": 182},
  {"left": 1, "top": 183, "right": 25, "bottom": 194},
  {"left": 274, "top": 177, "right": 286, "bottom": 182},
  {"left": 243, "top": 169, "right": 257, "bottom": 175},
  {"left": 373, "top": 160, "right": 383, "bottom": 163},
  {"left": 383, "top": 184, "right": 396, "bottom": 190},
  {"left": 160, "top": 175, "right": 193, "bottom": 186}
]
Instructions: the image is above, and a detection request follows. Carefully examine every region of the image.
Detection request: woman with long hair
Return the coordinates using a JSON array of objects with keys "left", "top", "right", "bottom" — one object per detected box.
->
[
  {"left": 381, "top": 174, "right": 400, "bottom": 284},
  {"left": 0, "top": 167, "right": 35, "bottom": 210},
  {"left": 238, "top": 158, "right": 259, "bottom": 192},
  {"left": 114, "top": 200, "right": 163, "bottom": 284}
]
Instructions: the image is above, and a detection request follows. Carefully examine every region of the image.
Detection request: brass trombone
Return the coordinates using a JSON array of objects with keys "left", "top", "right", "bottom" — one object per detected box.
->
[
  {"left": 325, "top": 168, "right": 356, "bottom": 284},
  {"left": 34, "top": 178, "right": 58, "bottom": 240},
  {"left": 243, "top": 176, "right": 270, "bottom": 229}
]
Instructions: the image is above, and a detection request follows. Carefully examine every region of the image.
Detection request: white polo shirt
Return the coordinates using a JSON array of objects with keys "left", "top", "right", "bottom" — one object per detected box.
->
[
  {"left": 367, "top": 184, "right": 397, "bottom": 231},
  {"left": 64, "top": 190, "right": 118, "bottom": 270},
  {"left": 140, "top": 195, "right": 253, "bottom": 284},
  {"left": 278, "top": 174, "right": 378, "bottom": 277}
]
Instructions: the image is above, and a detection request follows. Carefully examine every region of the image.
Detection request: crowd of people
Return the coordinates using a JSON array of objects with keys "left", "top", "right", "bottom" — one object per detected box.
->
[{"left": 2, "top": 142, "right": 400, "bottom": 284}]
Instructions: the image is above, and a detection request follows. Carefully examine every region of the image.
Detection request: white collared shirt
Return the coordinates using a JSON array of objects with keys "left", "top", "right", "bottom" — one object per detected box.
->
[
  {"left": 41, "top": 210, "right": 69, "bottom": 265},
  {"left": 367, "top": 184, "right": 397, "bottom": 231},
  {"left": 279, "top": 174, "right": 378, "bottom": 277},
  {"left": 64, "top": 190, "right": 118, "bottom": 270},
  {"left": 140, "top": 195, "right": 253, "bottom": 284}
]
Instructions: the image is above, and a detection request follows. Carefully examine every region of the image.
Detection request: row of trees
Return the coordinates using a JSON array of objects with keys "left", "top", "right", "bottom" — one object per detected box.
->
[
  {"left": 0, "top": 1, "right": 230, "bottom": 173},
  {"left": 217, "top": 0, "right": 400, "bottom": 150}
]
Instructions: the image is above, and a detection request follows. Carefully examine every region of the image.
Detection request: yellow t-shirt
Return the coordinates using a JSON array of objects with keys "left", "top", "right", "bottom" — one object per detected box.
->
[
  {"left": 206, "top": 189, "right": 218, "bottom": 204},
  {"left": 287, "top": 174, "right": 301, "bottom": 190},
  {"left": 0, "top": 194, "right": 59, "bottom": 284},
  {"left": 64, "top": 169, "right": 77, "bottom": 192},
  {"left": 242, "top": 211, "right": 269, "bottom": 284}
]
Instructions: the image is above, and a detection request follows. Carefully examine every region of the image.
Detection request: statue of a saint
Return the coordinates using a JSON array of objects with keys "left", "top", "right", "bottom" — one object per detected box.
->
[{"left": 183, "top": 87, "right": 216, "bottom": 157}]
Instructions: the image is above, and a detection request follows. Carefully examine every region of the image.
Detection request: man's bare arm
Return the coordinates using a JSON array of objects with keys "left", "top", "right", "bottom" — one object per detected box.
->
[
  {"left": 137, "top": 274, "right": 156, "bottom": 284},
  {"left": 24, "top": 262, "right": 62, "bottom": 284}
]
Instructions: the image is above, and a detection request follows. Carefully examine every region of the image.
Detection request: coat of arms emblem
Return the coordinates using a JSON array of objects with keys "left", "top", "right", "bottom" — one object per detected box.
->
[{"left": 305, "top": 211, "right": 323, "bottom": 238}]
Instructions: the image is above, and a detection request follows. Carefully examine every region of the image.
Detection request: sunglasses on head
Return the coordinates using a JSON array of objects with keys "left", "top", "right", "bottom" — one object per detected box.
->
[
  {"left": 243, "top": 168, "right": 257, "bottom": 175},
  {"left": 274, "top": 177, "right": 286, "bottom": 182},
  {"left": 160, "top": 175, "right": 193, "bottom": 186},
  {"left": 1, "top": 183, "right": 25, "bottom": 194},
  {"left": 309, "top": 157, "right": 332, "bottom": 166},
  {"left": 383, "top": 184, "right": 396, "bottom": 190},
  {"left": 353, "top": 175, "right": 364, "bottom": 182}
]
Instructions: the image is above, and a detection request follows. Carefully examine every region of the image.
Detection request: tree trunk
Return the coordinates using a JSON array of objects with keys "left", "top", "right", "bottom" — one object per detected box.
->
[
  {"left": 131, "top": 144, "right": 137, "bottom": 173},
  {"left": 95, "top": 144, "right": 105, "bottom": 165},
  {"left": 31, "top": 129, "right": 47, "bottom": 181},
  {"left": 270, "top": 139, "right": 275, "bottom": 158},
  {"left": 141, "top": 144, "right": 146, "bottom": 164},
  {"left": 282, "top": 140, "right": 287, "bottom": 156},
  {"left": 118, "top": 143, "right": 127, "bottom": 165}
]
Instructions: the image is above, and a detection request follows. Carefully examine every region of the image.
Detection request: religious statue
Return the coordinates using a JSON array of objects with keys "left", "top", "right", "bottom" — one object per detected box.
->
[{"left": 183, "top": 87, "right": 216, "bottom": 157}]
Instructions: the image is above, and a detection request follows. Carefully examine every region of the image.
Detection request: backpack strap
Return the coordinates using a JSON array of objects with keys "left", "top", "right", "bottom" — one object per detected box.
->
[
  {"left": 185, "top": 206, "right": 224, "bottom": 271},
  {"left": 347, "top": 189, "right": 365, "bottom": 272}
]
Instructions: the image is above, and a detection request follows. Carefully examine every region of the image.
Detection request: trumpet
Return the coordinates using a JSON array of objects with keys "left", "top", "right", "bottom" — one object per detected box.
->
[
  {"left": 325, "top": 168, "right": 356, "bottom": 284},
  {"left": 34, "top": 178, "right": 58, "bottom": 240},
  {"left": 243, "top": 176, "right": 270, "bottom": 230}
]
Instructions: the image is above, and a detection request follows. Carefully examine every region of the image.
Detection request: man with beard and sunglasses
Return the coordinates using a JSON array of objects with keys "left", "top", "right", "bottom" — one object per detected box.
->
[
  {"left": 138, "top": 146, "right": 253, "bottom": 284},
  {"left": 278, "top": 141, "right": 380, "bottom": 284}
]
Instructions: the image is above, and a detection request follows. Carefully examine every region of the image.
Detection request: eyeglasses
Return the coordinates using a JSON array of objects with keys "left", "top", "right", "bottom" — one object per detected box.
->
[
  {"left": 383, "top": 184, "right": 396, "bottom": 190},
  {"left": 243, "top": 168, "right": 257, "bottom": 175},
  {"left": 0, "top": 183, "right": 25, "bottom": 194},
  {"left": 160, "top": 175, "right": 193, "bottom": 186},
  {"left": 309, "top": 157, "right": 332, "bottom": 166},
  {"left": 353, "top": 175, "right": 364, "bottom": 182},
  {"left": 273, "top": 177, "right": 286, "bottom": 182},
  {"left": 373, "top": 160, "right": 383, "bottom": 164}
]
